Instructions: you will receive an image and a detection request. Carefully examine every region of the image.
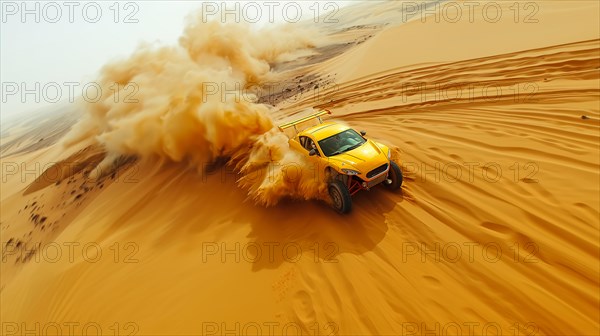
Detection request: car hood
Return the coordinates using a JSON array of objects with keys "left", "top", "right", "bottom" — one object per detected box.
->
[{"left": 329, "top": 140, "right": 389, "bottom": 174}]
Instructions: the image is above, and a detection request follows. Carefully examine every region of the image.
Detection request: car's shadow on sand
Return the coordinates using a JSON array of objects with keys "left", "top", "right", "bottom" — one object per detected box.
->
[{"left": 239, "top": 185, "right": 404, "bottom": 271}]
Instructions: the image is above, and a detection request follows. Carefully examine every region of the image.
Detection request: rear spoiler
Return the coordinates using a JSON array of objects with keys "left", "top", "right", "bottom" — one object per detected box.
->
[{"left": 278, "top": 109, "right": 332, "bottom": 133}]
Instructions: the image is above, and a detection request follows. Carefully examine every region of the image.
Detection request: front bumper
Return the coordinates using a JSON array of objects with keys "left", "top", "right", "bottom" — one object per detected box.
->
[
  {"left": 366, "top": 172, "right": 389, "bottom": 188},
  {"left": 361, "top": 163, "right": 391, "bottom": 189},
  {"left": 345, "top": 161, "right": 391, "bottom": 196}
]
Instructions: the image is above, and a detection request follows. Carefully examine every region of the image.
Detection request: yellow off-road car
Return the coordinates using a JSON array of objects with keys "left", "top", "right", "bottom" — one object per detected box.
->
[{"left": 279, "top": 109, "right": 402, "bottom": 213}]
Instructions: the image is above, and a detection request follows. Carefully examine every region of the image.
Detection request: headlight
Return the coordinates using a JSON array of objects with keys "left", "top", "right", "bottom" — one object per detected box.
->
[
  {"left": 387, "top": 149, "right": 391, "bottom": 159},
  {"left": 342, "top": 169, "right": 361, "bottom": 175}
]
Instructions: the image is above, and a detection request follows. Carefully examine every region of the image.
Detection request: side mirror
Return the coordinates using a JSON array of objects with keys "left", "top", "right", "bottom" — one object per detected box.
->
[
  {"left": 360, "top": 130, "right": 367, "bottom": 136},
  {"left": 309, "top": 148, "right": 318, "bottom": 156}
]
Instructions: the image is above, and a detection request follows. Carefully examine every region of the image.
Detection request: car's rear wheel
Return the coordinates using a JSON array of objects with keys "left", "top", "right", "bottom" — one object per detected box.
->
[
  {"left": 384, "top": 161, "right": 403, "bottom": 190},
  {"left": 328, "top": 180, "right": 352, "bottom": 214}
]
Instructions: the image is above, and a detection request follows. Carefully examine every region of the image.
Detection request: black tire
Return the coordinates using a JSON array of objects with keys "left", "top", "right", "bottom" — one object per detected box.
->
[
  {"left": 328, "top": 180, "right": 352, "bottom": 214},
  {"left": 384, "top": 161, "right": 403, "bottom": 190}
]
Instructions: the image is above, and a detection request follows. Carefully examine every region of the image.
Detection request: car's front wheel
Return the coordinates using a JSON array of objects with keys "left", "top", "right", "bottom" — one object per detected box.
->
[
  {"left": 384, "top": 161, "right": 403, "bottom": 190},
  {"left": 328, "top": 180, "right": 352, "bottom": 214}
]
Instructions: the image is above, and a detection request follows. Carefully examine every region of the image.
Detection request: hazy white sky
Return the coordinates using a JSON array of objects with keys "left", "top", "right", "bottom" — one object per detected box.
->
[{"left": 1, "top": 1, "right": 353, "bottom": 120}]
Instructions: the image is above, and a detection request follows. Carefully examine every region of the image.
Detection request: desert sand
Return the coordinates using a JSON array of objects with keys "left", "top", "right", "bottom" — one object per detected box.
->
[{"left": 1, "top": 1, "right": 599, "bottom": 335}]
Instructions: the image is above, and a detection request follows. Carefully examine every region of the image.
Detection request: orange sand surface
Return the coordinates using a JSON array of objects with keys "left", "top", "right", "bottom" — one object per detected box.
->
[{"left": 1, "top": 1, "right": 599, "bottom": 335}]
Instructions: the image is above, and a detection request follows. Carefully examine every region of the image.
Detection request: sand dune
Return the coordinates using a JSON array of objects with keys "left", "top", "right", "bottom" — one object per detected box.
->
[{"left": 1, "top": 1, "right": 599, "bottom": 335}]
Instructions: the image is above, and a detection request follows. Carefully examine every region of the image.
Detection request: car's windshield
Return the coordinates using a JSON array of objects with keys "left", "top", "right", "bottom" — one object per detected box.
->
[{"left": 318, "top": 129, "right": 366, "bottom": 157}]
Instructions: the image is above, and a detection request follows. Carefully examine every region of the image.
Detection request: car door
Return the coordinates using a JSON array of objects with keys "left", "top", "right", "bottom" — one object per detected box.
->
[{"left": 301, "top": 135, "right": 329, "bottom": 181}]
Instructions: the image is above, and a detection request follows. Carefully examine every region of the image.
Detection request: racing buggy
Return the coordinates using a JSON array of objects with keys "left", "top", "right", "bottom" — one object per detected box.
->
[{"left": 279, "top": 109, "right": 402, "bottom": 214}]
